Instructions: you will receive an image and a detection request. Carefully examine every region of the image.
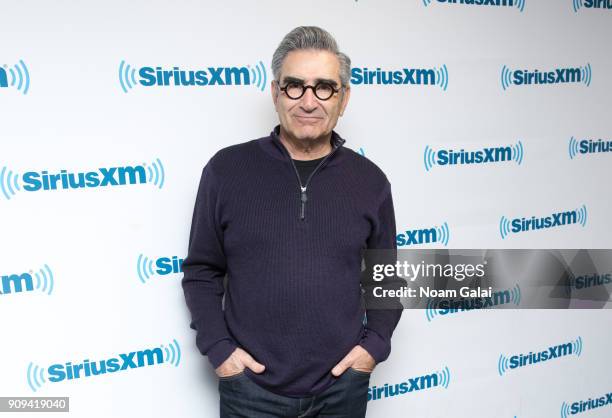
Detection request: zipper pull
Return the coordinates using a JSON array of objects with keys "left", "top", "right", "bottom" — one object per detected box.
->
[{"left": 300, "top": 186, "right": 307, "bottom": 220}]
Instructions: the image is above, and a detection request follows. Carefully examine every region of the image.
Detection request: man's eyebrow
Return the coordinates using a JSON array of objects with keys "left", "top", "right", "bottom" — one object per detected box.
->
[
  {"left": 281, "top": 76, "right": 339, "bottom": 88},
  {"left": 281, "top": 76, "right": 305, "bottom": 84},
  {"left": 314, "top": 78, "right": 339, "bottom": 87}
]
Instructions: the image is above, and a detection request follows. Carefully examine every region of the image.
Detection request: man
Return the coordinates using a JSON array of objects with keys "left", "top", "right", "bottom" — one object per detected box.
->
[{"left": 182, "top": 26, "right": 402, "bottom": 417}]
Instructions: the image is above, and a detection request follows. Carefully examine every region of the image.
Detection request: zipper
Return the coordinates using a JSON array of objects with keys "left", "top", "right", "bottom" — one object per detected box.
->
[{"left": 278, "top": 136, "right": 344, "bottom": 221}]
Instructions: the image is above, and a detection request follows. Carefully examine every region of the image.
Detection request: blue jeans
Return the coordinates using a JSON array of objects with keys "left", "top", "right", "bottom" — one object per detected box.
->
[{"left": 218, "top": 368, "right": 371, "bottom": 417}]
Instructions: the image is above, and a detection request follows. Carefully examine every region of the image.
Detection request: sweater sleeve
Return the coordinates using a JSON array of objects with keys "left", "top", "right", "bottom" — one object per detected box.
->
[
  {"left": 358, "top": 182, "right": 404, "bottom": 364},
  {"left": 181, "top": 161, "right": 237, "bottom": 369}
]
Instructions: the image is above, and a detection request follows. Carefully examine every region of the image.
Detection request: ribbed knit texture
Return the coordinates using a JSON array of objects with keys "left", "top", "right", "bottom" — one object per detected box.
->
[{"left": 181, "top": 126, "right": 402, "bottom": 397}]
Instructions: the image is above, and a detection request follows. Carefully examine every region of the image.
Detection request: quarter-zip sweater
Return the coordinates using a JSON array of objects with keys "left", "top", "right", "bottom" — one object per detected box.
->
[{"left": 181, "top": 126, "right": 402, "bottom": 397}]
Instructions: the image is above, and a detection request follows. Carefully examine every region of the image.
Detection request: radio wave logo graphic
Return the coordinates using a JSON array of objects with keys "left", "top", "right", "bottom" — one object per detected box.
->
[
  {"left": 248, "top": 61, "right": 267, "bottom": 92},
  {"left": 423, "top": 145, "right": 436, "bottom": 171},
  {"left": 501, "top": 65, "right": 513, "bottom": 91},
  {"left": 144, "top": 158, "right": 165, "bottom": 189},
  {"left": 510, "top": 283, "right": 521, "bottom": 305},
  {"left": 580, "top": 63, "right": 592, "bottom": 87},
  {"left": 26, "top": 362, "right": 46, "bottom": 392},
  {"left": 0, "top": 166, "right": 21, "bottom": 200},
  {"left": 33, "top": 264, "right": 54, "bottom": 295},
  {"left": 572, "top": 336, "right": 583, "bottom": 357},
  {"left": 137, "top": 254, "right": 156, "bottom": 284},
  {"left": 502, "top": 63, "right": 592, "bottom": 90},
  {"left": 576, "top": 204, "right": 588, "bottom": 227},
  {"left": 422, "top": 297, "right": 446, "bottom": 323},
  {"left": 512, "top": 140, "right": 524, "bottom": 164},
  {"left": 568, "top": 136, "right": 580, "bottom": 159},
  {"left": 498, "top": 353, "right": 511, "bottom": 376},
  {"left": 434, "top": 64, "right": 449, "bottom": 91},
  {"left": 423, "top": 0, "right": 525, "bottom": 11},
  {"left": 1, "top": 60, "right": 31, "bottom": 95},
  {"left": 425, "top": 298, "right": 440, "bottom": 322},
  {"left": 436, "top": 222, "right": 450, "bottom": 246},
  {"left": 560, "top": 401, "right": 572, "bottom": 418},
  {"left": 161, "top": 339, "right": 182, "bottom": 367},
  {"left": 572, "top": 0, "right": 584, "bottom": 12},
  {"left": 436, "top": 366, "right": 451, "bottom": 389},
  {"left": 499, "top": 216, "right": 512, "bottom": 239},
  {"left": 118, "top": 60, "right": 138, "bottom": 93}
]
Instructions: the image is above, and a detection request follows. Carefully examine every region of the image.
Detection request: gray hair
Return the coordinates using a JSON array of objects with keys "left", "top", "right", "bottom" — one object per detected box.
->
[{"left": 271, "top": 26, "right": 351, "bottom": 87}]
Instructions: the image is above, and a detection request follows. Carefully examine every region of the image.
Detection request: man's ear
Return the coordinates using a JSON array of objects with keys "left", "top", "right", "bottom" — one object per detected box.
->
[
  {"left": 339, "top": 86, "right": 351, "bottom": 117},
  {"left": 271, "top": 80, "right": 279, "bottom": 108}
]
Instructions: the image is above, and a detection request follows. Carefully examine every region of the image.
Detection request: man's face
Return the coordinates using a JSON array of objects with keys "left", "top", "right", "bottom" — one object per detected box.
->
[{"left": 272, "top": 49, "right": 350, "bottom": 142}]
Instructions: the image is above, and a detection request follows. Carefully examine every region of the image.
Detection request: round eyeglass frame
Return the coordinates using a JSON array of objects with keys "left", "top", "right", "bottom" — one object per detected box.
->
[{"left": 277, "top": 81, "right": 343, "bottom": 101}]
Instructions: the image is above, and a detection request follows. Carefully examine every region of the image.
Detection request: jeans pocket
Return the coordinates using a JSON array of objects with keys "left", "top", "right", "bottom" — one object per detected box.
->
[
  {"left": 347, "top": 367, "right": 372, "bottom": 377},
  {"left": 218, "top": 370, "right": 246, "bottom": 382}
]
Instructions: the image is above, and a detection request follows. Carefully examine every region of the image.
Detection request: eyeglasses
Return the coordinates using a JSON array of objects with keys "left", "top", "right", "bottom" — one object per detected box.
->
[{"left": 278, "top": 81, "right": 342, "bottom": 101}]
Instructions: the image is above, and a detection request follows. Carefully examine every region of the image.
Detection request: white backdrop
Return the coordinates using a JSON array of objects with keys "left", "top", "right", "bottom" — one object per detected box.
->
[{"left": 1, "top": 1, "right": 611, "bottom": 417}]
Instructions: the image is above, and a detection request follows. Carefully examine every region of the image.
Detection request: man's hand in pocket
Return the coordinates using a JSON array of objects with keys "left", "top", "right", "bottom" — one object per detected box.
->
[{"left": 215, "top": 347, "right": 266, "bottom": 378}]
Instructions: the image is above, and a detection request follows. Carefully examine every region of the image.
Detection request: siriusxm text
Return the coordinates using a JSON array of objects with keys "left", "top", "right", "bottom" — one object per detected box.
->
[
  {"left": 48, "top": 347, "right": 164, "bottom": 382},
  {"left": 23, "top": 167, "right": 146, "bottom": 191},
  {"left": 437, "top": 290, "right": 513, "bottom": 315},
  {"left": 578, "top": 139, "right": 612, "bottom": 154},
  {"left": 569, "top": 392, "right": 612, "bottom": 415},
  {"left": 508, "top": 341, "right": 575, "bottom": 370},
  {"left": 156, "top": 256, "right": 184, "bottom": 275},
  {"left": 368, "top": 373, "right": 440, "bottom": 401},
  {"left": 351, "top": 68, "right": 435, "bottom": 85},
  {"left": 397, "top": 228, "right": 437, "bottom": 246},
  {"left": 435, "top": 0, "right": 516, "bottom": 6},
  {"left": 512, "top": 68, "right": 582, "bottom": 85},
  {"left": 436, "top": 146, "right": 512, "bottom": 165},
  {"left": 512, "top": 211, "right": 577, "bottom": 232},
  {"left": 139, "top": 66, "right": 250, "bottom": 86}
]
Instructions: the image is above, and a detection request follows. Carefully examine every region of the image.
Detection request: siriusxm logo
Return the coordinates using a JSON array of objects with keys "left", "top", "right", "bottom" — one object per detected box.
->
[
  {"left": 351, "top": 65, "right": 448, "bottom": 90},
  {"left": 501, "top": 64, "right": 592, "bottom": 90},
  {"left": 1, "top": 264, "right": 54, "bottom": 296},
  {"left": 498, "top": 337, "right": 583, "bottom": 376},
  {"left": 422, "top": 0, "right": 525, "bottom": 12},
  {"left": 26, "top": 339, "right": 181, "bottom": 391},
  {"left": 396, "top": 222, "right": 450, "bottom": 247},
  {"left": 561, "top": 391, "right": 612, "bottom": 417},
  {"left": 567, "top": 273, "right": 611, "bottom": 293},
  {"left": 424, "top": 141, "right": 523, "bottom": 171},
  {"left": 425, "top": 284, "right": 521, "bottom": 321},
  {"left": 573, "top": 0, "right": 612, "bottom": 12},
  {"left": 368, "top": 366, "right": 450, "bottom": 401},
  {"left": 118, "top": 60, "right": 267, "bottom": 93},
  {"left": 499, "top": 205, "right": 587, "bottom": 239},
  {"left": 568, "top": 136, "right": 612, "bottom": 159},
  {"left": 0, "top": 159, "right": 165, "bottom": 200},
  {"left": 137, "top": 254, "right": 184, "bottom": 283},
  {"left": 0, "top": 60, "right": 30, "bottom": 95}
]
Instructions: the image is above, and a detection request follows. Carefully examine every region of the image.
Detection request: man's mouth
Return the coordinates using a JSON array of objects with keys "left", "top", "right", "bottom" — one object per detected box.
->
[{"left": 294, "top": 115, "right": 324, "bottom": 123}]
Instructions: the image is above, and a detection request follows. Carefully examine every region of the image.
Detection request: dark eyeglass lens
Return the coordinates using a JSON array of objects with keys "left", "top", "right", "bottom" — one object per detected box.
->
[
  {"left": 285, "top": 82, "right": 304, "bottom": 99},
  {"left": 314, "top": 83, "right": 334, "bottom": 100}
]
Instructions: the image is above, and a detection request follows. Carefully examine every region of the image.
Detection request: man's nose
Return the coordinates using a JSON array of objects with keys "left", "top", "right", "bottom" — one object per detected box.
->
[{"left": 299, "top": 87, "right": 319, "bottom": 111}]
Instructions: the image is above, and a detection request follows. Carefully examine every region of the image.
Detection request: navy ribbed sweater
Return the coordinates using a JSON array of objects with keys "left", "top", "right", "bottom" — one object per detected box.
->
[{"left": 181, "top": 126, "right": 402, "bottom": 397}]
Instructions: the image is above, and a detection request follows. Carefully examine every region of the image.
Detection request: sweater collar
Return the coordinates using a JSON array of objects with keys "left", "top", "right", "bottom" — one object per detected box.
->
[{"left": 258, "top": 125, "right": 347, "bottom": 166}]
